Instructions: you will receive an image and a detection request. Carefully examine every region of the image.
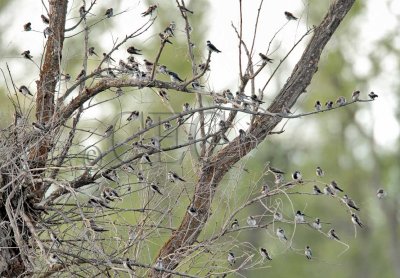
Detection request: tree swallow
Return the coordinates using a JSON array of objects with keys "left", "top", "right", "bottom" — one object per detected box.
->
[
  {"left": 158, "top": 65, "right": 169, "bottom": 75},
  {"left": 145, "top": 116, "right": 153, "bottom": 128},
  {"left": 49, "top": 231, "right": 62, "bottom": 246},
  {"left": 313, "top": 185, "right": 323, "bottom": 195},
  {"left": 231, "top": 219, "right": 239, "bottom": 229},
  {"left": 351, "top": 213, "right": 364, "bottom": 228},
  {"left": 21, "top": 50, "right": 33, "bottom": 60},
  {"left": 48, "top": 253, "right": 63, "bottom": 265},
  {"left": 103, "top": 53, "right": 115, "bottom": 63},
  {"left": 352, "top": 90, "right": 360, "bottom": 101},
  {"left": 377, "top": 188, "right": 386, "bottom": 199},
  {"left": 207, "top": 40, "right": 221, "bottom": 53},
  {"left": 188, "top": 205, "right": 198, "bottom": 216},
  {"left": 141, "top": 5, "right": 158, "bottom": 17},
  {"left": 127, "top": 46, "right": 142, "bottom": 55},
  {"left": 168, "top": 171, "right": 185, "bottom": 182},
  {"left": 44, "top": 27, "right": 53, "bottom": 38},
  {"left": 260, "top": 248, "right": 272, "bottom": 261},
  {"left": 284, "top": 11, "right": 298, "bottom": 20},
  {"left": 159, "top": 33, "right": 173, "bottom": 44},
  {"left": 101, "top": 187, "right": 121, "bottom": 201},
  {"left": 251, "top": 94, "right": 264, "bottom": 104},
  {"left": 85, "top": 219, "right": 108, "bottom": 232},
  {"left": 312, "top": 218, "right": 322, "bottom": 230},
  {"left": 191, "top": 81, "right": 205, "bottom": 90},
  {"left": 41, "top": 14, "right": 50, "bottom": 24},
  {"left": 168, "top": 70, "right": 184, "bottom": 83},
  {"left": 105, "top": 8, "right": 113, "bottom": 18},
  {"left": 127, "top": 111, "right": 139, "bottom": 121},
  {"left": 342, "top": 195, "right": 360, "bottom": 211},
  {"left": 88, "top": 46, "right": 98, "bottom": 57},
  {"left": 157, "top": 90, "right": 169, "bottom": 101},
  {"left": 88, "top": 197, "right": 112, "bottom": 209},
  {"left": 183, "top": 103, "right": 191, "bottom": 112},
  {"left": 328, "top": 228, "right": 340, "bottom": 240},
  {"left": 274, "top": 212, "right": 283, "bottom": 221},
  {"left": 19, "top": 85, "right": 33, "bottom": 96},
  {"left": 325, "top": 100, "right": 333, "bottom": 109},
  {"left": 329, "top": 180, "right": 344, "bottom": 193},
  {"left": 274, "top": 173, "right": 284, "bottom": 185},
  {"left": 323, "top": 185, "right": 335, "bottom": 196},
  {"left": 295, "top": 210, "right": 305, "bottom": 223},
  {"left": 336, "top": 96, "right": 346, "bottom": 106},
  {"left": 292, "top": 170, "right": 302, "bottom": 182},
  {"left": 76, "top": 69, "right": 86, "bottom": 80},
  {"left": 316, "top": 166, "right": 324, "bottom": 177},
  {"left": 155, "top": 257, "right": 163, "bottom": 270},
  {"left": 141, "top": 154, "right": 152, "bottom": 166},
  {"left": 314, "top": 100, "right": 322, "bottom": 111},
  {"left": 163, "top": 121, "right": 172, "bottom": 130},
  {"left": 247, "top": 216, "right": 257, "bottom": 227},
  {"left": 23, "top": 22, "right": 32, "bottom": 31},
  {"left": 305, "top": 246, "right": 312, "bottom": 260},
  {"left": 227, "top": 252, "right": 236, "bottom": 265},
  {"left": 368, "top": 91, "right": 378, "bottom": 100},
  {"left": 123, "top": 258, "right": 135, "bottom": 272},
  {"left": 104, "top": 125, "right": 114, "bottom": 137},
  {"left": 150, "top": 182, "right": 162, "bottom": 195},
  {"left": 276, "top": 227, "right": 287, "bottom": 241},
  {"left": 261, "top": 184, "right": 270, "bottom": 195},
  {"left": 259, "top": 53, "right": 273, "bottom": 63}
]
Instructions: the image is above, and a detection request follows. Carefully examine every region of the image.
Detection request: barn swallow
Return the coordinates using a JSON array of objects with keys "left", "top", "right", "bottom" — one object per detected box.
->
[
  {"left": 261, "top": 184, "right": 270, "bottom": 195},
  {"left": 313, "top": 185, "right": 323, "bottom": 195},
  {"left": 105, "top": 8, "right": 113, "bottom": 18},
  {"left": 295, "top": 210, "right": 306, "bottom": 223},
  {"left": 19, "top": 85, "right": 33, "bottom": 96},
  {"left": 351, "top": 213, "right": 363, "bottom": 228},
  {"left": 247, "top": 216, "right": 257, "bottom": 227},
  {"left": 276, "top": 228, "right": 287, "bottom": 241},
  {"left": 21, "top": 50, "right": 33, "bottom": 60},
  {"left": 259, "top": 53, "right": 273, "bottom": 63},
  {"left": 163, "top": 121, "right": 172, "bottom": 130},
  {"left": 342, "top": 195, "right": 360, "bottom": 211},
  {"left": 323, "top": 185, "right": 335, "bottom": 196},
  {"left": 103, "top": 53, "right": 115, "bottom": 63},
  {"left": 41, "top": 14, "right": 50, "bottom": 24},
  {"left": 49, "top": 231, "right": 62, "bottom": 246},
  {"left": 328, "top": 228, "right": 340, "bottom": 240},
  {"left": 101, "top": 187, "right": 121, "bottom": 201},
  {"left": 305, "top": 246, "right": 312, "bottom": 260},
  {"left": 127, "top": 111, "right": 139, "bottom": 121},
  {"left": 329, "top": 180, "right": 344, "bottom": 193},
  {"left": 168, "top": 71, "right": 184, "bottom": 83},
  {"left": 336, "top": 96, "right": 346, "bottom": 106},
  {"left": 104, "top": 125, "right": 114, "bottom": 137},
  {"left": 368, "top": 91, "right": 378, "bottom": 100},
  {"left": 284, "top": 11, "right": 298, "bottom": 20},
  {"left": 314, "top": 100, "right": 322, "bottom": 111},
  {"left": 231, "top": 219, "right": 239, "bottom": 229},
  {"left": 88, "top": 197, "right": 112, "bottom": 209},
  {"left": 159, "top": 33, "right": 173, "bottom": 44},
  {"left": 191, "top": 81, "right": 205, "bottom": 90},
  {"left": 312, "top": 218, "right": 322, "bottom": 230},
  {"left": 188, "top": 205, "right": 198, "bottom": 216},
  {"left": 316, "top": 166, "right": 324, "bottom": 177},
  {"left": 48, "top": 253, "right": 63, "bottom": 265},
  {"left": 227, "top": 252, "right": 236, "bottom": 265},
  {"left": 292, "top": 170, "right": 302, "bottom": 182},
  {"left": 127, "top": 46, "right": 142, "bottom": 55},
  {"left": 157, "top": 90, "right": 169, "bottom": 101},
  {"left": 352, "top": 90, "right": 360, "bottom": 101},
  {"left": 168, "top": 171, "right": 185, "bottom": 182},
  {"left": 88, "top": 46, "right": 98, "bottom": 56},
  {"left": 260, "top": 248, "right": 272, "bottom": 260},
  {"left": 325, "top": 100, "right": 333, "bottom": 109},
  {"left": 141, "top": 154, "right": 152, "bottom": 166},
  {"left": 141, "top": 5, "right": 158, "bottom": 17},
  {"left": 183, "top": 103, "right": 191, "bottom": 112},
  {"left": 123, "top": 258, "right": 135, "bottom": 271},
  {"left": 274, "top": 212, "right": 283, "bottom": 221},
  {"left": 76, "top": 69, "right": 86, "bottom": 80},
  {"left": 207, "top": 40, "right": 221, "bottom": 53},
  {"left": 145, "top": 116, "right": 153, "bottom": 128},
  {"left": 23, "top": 22, "right": 31, "bottom": 31},
  {"left": 376, "top": 188, "right": 386, "bottom": 199},
  {"left": 150, "top": 182, "right": 163, "bottom": 195}
]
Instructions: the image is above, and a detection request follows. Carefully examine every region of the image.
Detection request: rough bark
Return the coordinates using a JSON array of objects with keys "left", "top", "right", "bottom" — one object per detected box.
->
[{"left": 149, "top": 0, "right": 355, "bottom": 276}]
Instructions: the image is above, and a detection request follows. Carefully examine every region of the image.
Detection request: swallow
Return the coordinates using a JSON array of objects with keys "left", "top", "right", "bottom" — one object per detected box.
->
[
  {"left": 351, "top": 213, "right": 364, "bottom": 228},
  {"left": 137, "top": 171, "right": 145, "bottom": 183},
  {"left": 103, "top": 171, "right": 119, "bottom": 183},
  {"left": 76, "top": 69, "right": 86, "bottom": 80},
  {"left": 32, "top": 122, "right": 48, "bottom": 132},
  {"left": 316, "top": 166, "right": 324, "bottom": 177},
  {"left": 281, "top": 105, "right": 293, "bottom": 116},
  {"left": 163, "top": 121, "right": 172, "bottom": 130},
  {"left": 238, "top": 129, "right": 246, "bottom": 143},
  {"left": 143, "top": 59, "right": 154, "bottom": 72},
  {"left": 127, "top": 46, "right": 142, "bottom": 55},
  {"left": 191, "top": 81, "right": 205, "bottom": 90},
  {"left": 169, "top": 21, "right": 176, "bottom": 31},
  {"left": 227, "top": 252, "right": 236, "bottom": 265},
  {"left": 325, "top": 100, "right": 333, "bottom": 109},
  {"left": 103, "top": 53, "right": 115, "bottom": 63},
  {"left": 352, "top": 90, "right": 360, "bottom": 101},
  {"left": 23, "top": 22, "right": 32, "bottom": 31},
  {"left": 158, "top": 65, "right": 168, "bottom": 75},
  {"left": 48, "top": 253, "right": 63, "bottom": 265},
  {"left": 207, "top": 40, "right": 221, "bottom": 53},
  {"left": 157, "top": 90, "right": 169, "bottom": 101},
  {"left": 368, "top": 91, "right": 378, "bottom": 100},
  {"left": 274, "top": 212, "right": 283, "bottom": 221},
  {"left": 247, "top": 216, "right": 257, "bottom": 227},
  {"left": 115, "top": 88, "right": 123, "bottom": 96},
  {"left": 125, "top": 111, "right": 139, "bottom": 122},
  {"left": 101, "top": 187, "right": 121, "bottom": 201},
  {"left": 166, "top": 70, "right": 183, "bottom": 83},
  {"left": 274, "top": 173, "right": 285, "bottom": 185},
  {"left": 314, "top": 100, "right": 322, "bottom": 111},
  {"left": 231, "top": 219, "right": 239, "bottom": 229},
  {"left": 268, "top": 165, "right": 285, "bottom": 175},
  {"left": 163, "top": 26, "right": 174, "bottom": 37},
  {"left": 183, "top": 103, "right": 191, "bottom": 112},
  {"left": 19, "top": 85, "right": 33, "bottom": 96},
  {"left": 292, "top": 170, "right": 302, "bottom": 182},
  {"left": 295, "top": 210, "right": 305, "bottom": 223},
  {"left": 328, "top": 228, "right": 340, "bottom": 240},
  {"left": 104, "top": 125, "right": 114, "bottom": 137},
  {"left": 49, "top": 231, "right": 62, "bottom": 246},
  {"left": 123, "top": 258, "right": 135, "bottom": 271},
  {"left": 329, "top": 180, "right": 344, "bottom": 193},
  {"left": 323, "top": 185, "right": 335, "bottom": 196},
  {"left": 223, "top": 89, "right": 234, "bottom": 100},
  {"left": 251, "top": 94, "right": 264, "bottom": 104},
  {"left": 105, "top": 8, "right": 113, "bottom": 18},
  {"left": 128, "top": 228, "right": 137, "bottom": 244},
  {"left": 312, "top": 218, "right": 322, "bottom": 230},
  {"left": 260, "top": 248, "right": 272, "bottom": 261},
  {"left": 150, "top": 137, "right": 160, "bottom": 149},
  {"left": 21, "top": 50, "right": 33, "bottom": 60},
  {"left": 61, "top": 73, "right": 71, "bottom": 81},
  {"left": 88, "top": 197, "right": 112, "bottom": 209},
  {"left": 141, "top": 4, "right": 158, "bottom": 17},
  {"left": 342, "top": 195, "right": 360, "bottom": 211},
  {"left": 313, "top": 185, "right": 323, "bottom": 195},
  {"left": 178, "top": 5, "right": 194, "bottom": 14},
  {"left": 336, "top": 96, "right": 346, "bottom": 106},
  {"left": 121, "top": 164, "right": 135, "bottom": 173},
  {"left": 259, "top": 53, "right": 273, "bottom": 63},
  {"left": 88, "top": 46, "right": 98, "bottom": 56},
  {"left": 261, "top": 184, "right": 270, "bottom": 195},
  {"left": 79, "top": 6, "right": 86, "bottom": 18},
  {"left": 145, "top": 116, "right": 153, "bottom": 128},
  {"left": 305, "top": 246, "right": 312, "bottom": 260},
  {"left": 168, "top": 171, "right": 185, "bottom": 182},
  {"left": 150, "top": 182, "right": 163, "bottom": 195},
  {"left": 276, "top": 227, "right": 287, "bottom": 241},
  {"left": 141, "top": 154, "right": 152, "bottom": 166},
  {"left": 41, "top": 14, "right": 50, "bottom": 24},
  {"left": 284, "top": 11, "right": 298, "bottom": 21},
  {"left": 376, "top": 188, "right": 386, "bottom": 199},
  {"left": 159, "top": 33, "right": 173, "bottom": 44},
  {"left": 155, "top": 257, "right": 164, "bottom": 270},
  {"left": 188, "top": 205, "right": 198, "bottom": 216},
  {"left": 198, "top": 62, "right": 210, "bottom": 71}
]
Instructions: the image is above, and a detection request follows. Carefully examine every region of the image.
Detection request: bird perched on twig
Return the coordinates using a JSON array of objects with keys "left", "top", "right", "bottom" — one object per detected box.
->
[
  {"left": 284, "top": 11, "right": 298, "bottom": 20},
  {"left": 260, "top": 248, "right": 272, "bottom": 261},
  {"left": 342, "top": 195, "right": 360, "bottom": 211},
  {"left": 19, "top": 85, "right": 33, "bottom": 96},
  {"left": 207, "top": 40, "right": 221, "bottom": 53},
  {"left": 23, "top": 22, "right": 31, "bottom": 31},
  {"left": 104, "top": 8, "right": 113, "bottom": 18},
  {"left": 21, "top": 50, "right": 33, "bottom": 60},
  {"left": 88, "top": 46, "right": 98, "bottom": 57},
  {"left": 305, "top": 246, "right": 312, "bottom": 260},
  {"left": 368, "top": 91, "right": 378, "bottom": 100},
  {"left": 352, "top": 90, "right": 360, "bottom": 101},
  {"left": 127, "top": 46, "right": 142, "bottom": 55},
  {"left": 167, "top": 171, "right": 186, "bottom": 182},
  {"left": 141, "top": 4, "right": 158, "bottom": 17},
  {"left": 259, "top": 53, "right": 273, "bottom": 63},
  {"left": 41, "top": 14, "right": 50, "bottom": 24}
]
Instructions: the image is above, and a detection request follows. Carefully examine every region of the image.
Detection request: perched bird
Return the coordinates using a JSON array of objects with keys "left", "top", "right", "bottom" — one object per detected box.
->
[
  {"left": 127, "top": 111, "right": 140, "bottom": 121},
  {"left": 127, "top": 46, "right": 142, "bottom": 55},
  {"left": 284, "top": 11, "right": 298, "bottom": 20},
  {"left": 259, "top": 53, "right": 273, "bottom": 63},
  {"left": 316, "top": 166, "right": 324, "bottom": 177},
  {"left": 43, "top": 27, "right": 53, "bottom": 38},
  {"left": 261, "top": 184, "right": 270, "bottom": 195},
  {"left": 150, "top": 182, "right": 163, "bottom": 195},
  {"left": 159, "top": 33, "right": 173, "bottom": 44},
  {"left": 207, "top": 40, "right": 221, "bottom": 53},
  {"left": 155, "top": 257, "right": 164, "bottom": 270},
  {"left": 85, "top": 219, "right": 108, "bottom": 232},
  {"left": 168, "top": 70, "right": 184, "bottom": 83},
  {"left": 260, "top": 248, "right": 272, "bottom": 261},
  {"left": 32, "top": 122, "right": 48, "bottom": 132},
  {"left": 19, "top": 85, "right": 33, "bottom": 96},
  {"left": 274, "top": 212, "right": 283, "bottom": 221},
  {"left": 101, "top": 187, "right": 120, "bottom": 201},
  {"left": 305, "top": 246, "right": 312, "bottom": 260},
  {"left": 163, "top": 121, "right": 172, "bottom": 130},
  {"left": 231, "top": 219, "right": 239, "bottom": 229},
  {"left": 23, "top": 22, "right": 32, "bottom": 31},
  {"left": 336, "top": 96, "right": 347, "bottom": 106},
  {"left": 21, "top": 50, "right": 33, "bottom": 60},
  {"left": 351, "top": 213, "right": 364, "bottom": 228},
  {"left": 227, "top": 252, "right": 236, "bottom": 265},
  {"left": 325, "top": 100, "right": 333, "bottom": 109},
  {"left": 115, "top": 87, "right": 123, "bottom": 96},
  {"left": 178, "top": 5, "right": 194, "bottom": 14},
  {"left": 104, "top": 125, "right": 114, "bottom": 137},
  {"left": 137, "top": 171, "right": 145, "bottom": 183},
  {"left": 76, "top": 69, "right": 86, "bottom": 80},
  {"left": 223, "top": 89, "right": 235, "bottom": 100},
  {"left": 79, "top": 6, "right": 86, "bottom": 18},
  {"left": 49, "top": 231, "right": 62, "bottom": 246},
  {"left": 123, "top": 258, "right": 135, "bottom": 272},
  {"left": 191, "top": 81, "right": 205, "bottom": 90},
  {"left": 183, "top": 103, "right": 191, "bottom": 112},
  {"left": 88, "top": 46, "right": 98, "bottom": 56},
  {"left": 158, "top": 65, "right": 168, "bottom": 75},
  {"left": 352, "top": 90, "right": 360, "bottom": 101},
  {"left": 328, "top": 228, "right": 340, "bottom": 240},
  {"left": 376, "top": 188, "right": 386, "bottom": 199},
  {"left": 103, "top": 171, "right": 119, "bottom": 183},
  {"left": 313, "top": 185, "right": 323, "bottom": 195},
  {"left": 281, "top": 105, "right": 293, "bottom": 115},
  {"left": 150, "top": 137, "right": 160, "bottom": 149},
  {"left": 276, "top": 228, "right": 287, "bottom": 241},
  {"left": 157, "top": 90, "right": 169, "bottom": 101},
  {"left": 41, "top": 14, "right": 50, "bottom": 24},
  {"left": 48, "top": 253, "right": 63, "bottom": 265},
  {"left": 198, "top": 62, "right": 210, "bottom": 71},
  {"left": 105, "top": 8, "right": 113, "bottom": 18},
  {"left": 251, "top": 94, "right": 264, "bottom": 104},
  {"left": 323, "top": 185, "right": 335, "bottom": 196},
  {"left": 188, "top": 205, "right": 198, "bottom": 216},
  {"left": 88, "top": 197, "right": 111, "bottom": 209},
  {"left": 145, "top": 116, "right": 153, "bottom": 128},
  {"left": 314, "top": 100, "right": 322, "bottom": 111},
  {"left": 61, "top": 73, "right": 71, "bottom": 81},
  {"left": 342, "top": 195, "right": 360, "bottom": 211},
  {"left": 141, "top": 4, "right": 158, "bottom": 17},
  {"left": 247, "top": 216, "right": 257, "bottom": 227},
  {"left": 329, "top": 180, "right": 344, "bottom": 193},
  {"left": 238, "top": 129, "right": 246, "bottom": 143},
  {"left": 163, "top": 26, "right": 174, "bottom": 37},
  {"left": 368, "top": 91, "right": 378, "bottom": 100},
  {"left": 274, "top": 173, "right": 284, "bottom": 185},
  {"left": 141, "top": 154, "right": 152, "bottom": 166},
  {"left": 103, "top": 53, "right": 115, "bottom": 63},
  {"left": 292, "top": 170, "right": 302, "bottom": 182},
  {"left": 143, "top": 59, "right": 154, "bottom": 72},
  {"left": 167, "top": 171, "right": 185, "bottom": 182},
  {"left": 312, "top": 218, "right": 322, "bottom": 230},
  {"left": 295, "top": 210, "right": 305, "bottom": 223},
  {"left": 121, "top": 164, "right": 135, "bottom": 173}
]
